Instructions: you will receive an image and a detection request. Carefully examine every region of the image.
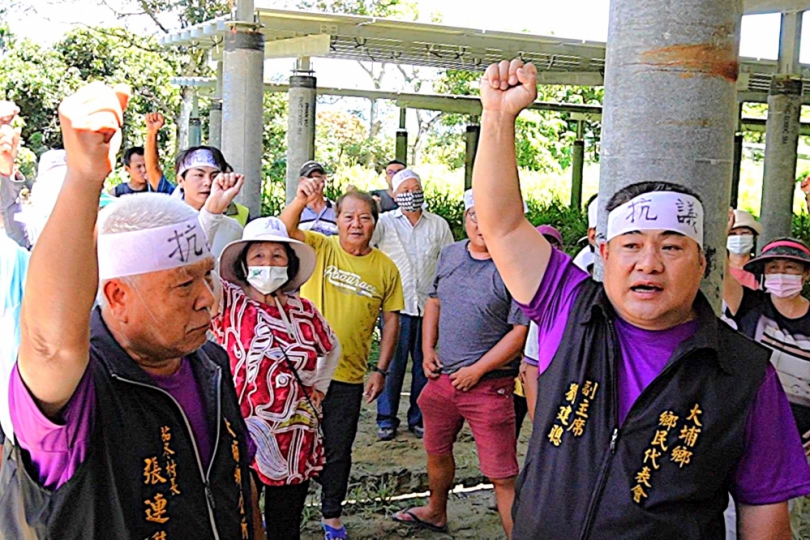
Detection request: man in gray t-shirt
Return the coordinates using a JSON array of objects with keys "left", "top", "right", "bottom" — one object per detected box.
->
[
  {"left": 430, "top": 241, "right": 528, "bottom": 375},
  {"left": 393, "top": 190, "right": 528, "bottom": 538}
]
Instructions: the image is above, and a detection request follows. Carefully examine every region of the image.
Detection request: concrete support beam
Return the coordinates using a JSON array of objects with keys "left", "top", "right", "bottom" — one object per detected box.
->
[
  {"left": 760, "top": 10, "right": 804, "bottom": 243},
  {"left": 731, "top": 104, "right": 743, "bottom": 209},
  {"left": 760, "top": 76, "right": 803, "bottom": 242},
  {"left": 464, "top": 118, "right": 480, "bottom": 191},
  {"left": 597, "top": 0, "right": 742, "bottom": 309},
  {"left": 222, "top": 25, "right": 265, "bottom": 218},
  {"left": 189, "top": 91, "right": 202, "bottom": 147},
  {"left": 395, "top": 107, "right": 408, "bottom": 165},
  {"left": 571, "top": 120, "right": 585, "bottom": 209},
  {"left": 286, "top": 58, "right": 317, "bottom": 205},
  {"left": 208, "top": 61, "right": 223, "bottom": 148}
]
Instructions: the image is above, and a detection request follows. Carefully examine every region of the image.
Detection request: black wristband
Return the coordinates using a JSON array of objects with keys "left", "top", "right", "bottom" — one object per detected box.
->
[{"left": 371, "top": 366, "right": 388, "bottom": 377}]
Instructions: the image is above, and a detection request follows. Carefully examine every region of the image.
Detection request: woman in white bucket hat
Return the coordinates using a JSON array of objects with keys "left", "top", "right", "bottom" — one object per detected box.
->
[{"left": 211, "top": 216, "right": 341, "bottom": 540}]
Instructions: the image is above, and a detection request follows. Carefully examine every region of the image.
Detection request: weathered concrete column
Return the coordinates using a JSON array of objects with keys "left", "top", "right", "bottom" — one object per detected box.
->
[
  {"left": 189, "top": 91, "right": 202, "bottom": 147},
  {"left": 395, "top": 107, "right": 408, "bottom": 165},
  {"left": 286, "top": 57, "right": 317, "bottom": 205},
  {"left": 760, "top": 11, "right": 804, "bottom": 243},
  {"left": 597, "top": 0, "right": 742, "bottom": 308},
  {"left": 571, "top": 120, "right": 585, "bottom": 209},
  {"left": 464, "top": 117, "right": 480, "bottom": 191},
  {"left": 208, "top": 61, "right": 223, "bottom": 148},
  {"left": 731, "top": 132, "right": 744, "bottom": 208},
  {"left": 221, "top": 7, "right": 264, "bottom": 218}
]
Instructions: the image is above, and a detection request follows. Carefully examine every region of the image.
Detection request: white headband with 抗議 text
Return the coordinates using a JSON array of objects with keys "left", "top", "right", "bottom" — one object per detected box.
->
[
  {"left": 606, "top": 191, "right": 704, "bottom": 248},
  {"left": 177, "top": 149, "right": 219, "bottom": 177},
  {"left": 97, "top": 218, "right": 212, "bottom": 280}
]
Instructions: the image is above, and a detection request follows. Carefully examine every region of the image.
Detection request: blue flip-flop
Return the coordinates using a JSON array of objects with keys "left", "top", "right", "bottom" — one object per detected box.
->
[{"left": 323, "top": 522, "right": 348, "bottom": 540}]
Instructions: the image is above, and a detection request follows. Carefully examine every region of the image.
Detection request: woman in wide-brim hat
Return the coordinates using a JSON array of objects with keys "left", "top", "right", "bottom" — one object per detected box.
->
[
  {"left": 724, "top": 236, "right": 810, "bottom": 456},
  {"left": 211, "top": 216, "right": 341, "bottom": 540}
]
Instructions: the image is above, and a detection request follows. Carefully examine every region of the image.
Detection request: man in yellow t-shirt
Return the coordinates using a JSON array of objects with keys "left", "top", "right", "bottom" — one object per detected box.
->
[{"left": 281, "top": 180, "right": 403, "bottom": 539}]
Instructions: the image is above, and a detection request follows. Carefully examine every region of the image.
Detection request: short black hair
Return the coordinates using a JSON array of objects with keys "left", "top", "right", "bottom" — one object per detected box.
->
[
  {"left": 336, "top": 189, "right": 379, "bottom": 224},
  {"left": 386, "top": 159, "right": 406, "bottom": 168},
  {"left": 606, "top": 181, "right": 702, "bottom": 212},
  {"left": 123, "top": 147, "right": 144, "bottom": 167},
  {"left": 233, "top": 242, "right": 301, "bottom": 290},
  {"left": 174, "top": 146, "right": 232, "bottom": 178},
  {"left": 586, "top": 193, "right": 599, "bottom": 207}
]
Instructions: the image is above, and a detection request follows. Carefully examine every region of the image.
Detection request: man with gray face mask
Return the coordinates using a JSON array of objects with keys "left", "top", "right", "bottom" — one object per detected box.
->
[{"left": 371, "top": 169, "right": 454, "bottom": 441}]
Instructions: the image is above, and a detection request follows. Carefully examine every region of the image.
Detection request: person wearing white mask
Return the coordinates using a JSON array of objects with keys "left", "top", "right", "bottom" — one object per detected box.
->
[
  {"left": 212, "top": 214, "right": 341, "bottom": 540},
  {"left": 726, "top": 209, "right": 762, "bottom": 290},
  {"left": 724, "top": 232, "right": 810, "bottom": 458}
]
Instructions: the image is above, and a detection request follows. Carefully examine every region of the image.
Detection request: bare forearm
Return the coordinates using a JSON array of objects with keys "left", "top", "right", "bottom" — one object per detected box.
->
[
  {"left": 522, "top": 362, "right": 538, "bottom": 421},
  {"left": 279, "top": 198, "right": 307, "bottom": 241},
  {"left": 378, "top": 312, "right": 400, "bottom": 371},
  {"left": 473, "top": 111, "right": 524, "bottom": 239},
  {"left": 723, "top": 254, "right": 743, "bottom": 316},
  {"left": 421, "top": 298, "right": 440, "bottom": 354},
  {"left": 475, "top": 326, "right": 528, "bottom": 376},
  {"left": 738, "top": 502, "right": 790, "bottom": 540},
  {"left": 144, "top": 130, "right": 162, "bottom": 189},
  {"left": 19, "top": 173, "right": 99, "bottom": 410}
]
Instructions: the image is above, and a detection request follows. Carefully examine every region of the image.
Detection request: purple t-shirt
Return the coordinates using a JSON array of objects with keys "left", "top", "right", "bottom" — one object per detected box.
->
[
  {"left": 520, "top": 248, "right": 810, "bottom": 505},
  {"left": 10, "top": 357, "right": 214, "bottom": 491}
]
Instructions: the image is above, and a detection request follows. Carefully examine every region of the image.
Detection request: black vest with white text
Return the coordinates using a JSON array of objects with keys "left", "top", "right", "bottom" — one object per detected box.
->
[{"left": 513, "top": 281, "right": 769, "bottom": 540}]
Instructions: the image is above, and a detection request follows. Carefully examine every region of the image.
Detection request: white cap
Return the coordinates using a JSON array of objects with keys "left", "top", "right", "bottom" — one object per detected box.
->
[
  {"left": 464, "top": 189, "right": 475, "bottom": 211},
  {"left": 573, "top": 246, "right": 596, "bottom": 272},
  {"left": 219, "top": 217, "right": 317, "bottom": 293},
  {"left": 392, "top": 169, "right": 421, "bottom": 193},
  {"left": 731, "top": 209, "right": 762, "bottom": 236},
  {"left": 587, "top": 197, "right": 598, "bottom": 229}
]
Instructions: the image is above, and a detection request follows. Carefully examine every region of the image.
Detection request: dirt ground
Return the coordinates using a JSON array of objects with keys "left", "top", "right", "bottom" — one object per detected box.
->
[
  {"left": 290, "top": 376, "right": 810, "bottom": 540},
  {"left": 296, "top": 377, "right": 532, "bottom": 540}
]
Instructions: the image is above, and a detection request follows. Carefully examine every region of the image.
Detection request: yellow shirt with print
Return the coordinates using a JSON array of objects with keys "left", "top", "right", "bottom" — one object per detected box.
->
[{"left": 300, "top": 231, "right": 405, "bottom": 384}]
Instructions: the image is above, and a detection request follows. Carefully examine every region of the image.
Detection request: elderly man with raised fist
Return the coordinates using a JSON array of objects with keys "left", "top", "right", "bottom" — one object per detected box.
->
[{"left": 0, "top": 83, "right": 262, "bottom": 540}]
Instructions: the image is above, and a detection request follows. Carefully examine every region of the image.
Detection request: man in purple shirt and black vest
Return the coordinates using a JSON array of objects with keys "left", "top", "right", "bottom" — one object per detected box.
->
[
  {"left": 473, "top": 59, "right": 810, "bottom": 539},
  {"left": 0, "top": 82, "right": 262, "bottom": 539}
]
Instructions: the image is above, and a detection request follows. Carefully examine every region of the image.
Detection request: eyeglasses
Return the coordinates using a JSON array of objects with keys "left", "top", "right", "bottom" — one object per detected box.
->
[{"left": 467, "top": 211, "right": 478, "bottom": 224}]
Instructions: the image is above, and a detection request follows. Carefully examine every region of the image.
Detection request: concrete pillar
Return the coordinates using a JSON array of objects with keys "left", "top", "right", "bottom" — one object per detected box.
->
[
  {"left": 221, "top": 14, "right": 264, "bottom": 219},
  {"left": 731, "top": 133, "right": 743, "bottom": 208},
  {"left": 465, "top": 117, "right": 480, "bottom": 191},
  {"left": 208, "top": 61, "right": 223, "bottom": 148},
  {"left": 189, "top": 91, "right": 202, "bottom": 147},
  {"left": 760, "top": 11, "right": 803, "bottom": 243},
  {"left": 286, "top": 57, "right": 317, "bottom": 205},
  {"left": 571, "top": 120, "right": 585, "bottom": 209},
  {"left": 596, "top": 0, "right": 742, "bottom": 308},
  {"left": 395, "top": 107, "right": 408, "bottom": 165},
  {"left": 760, "top": 77, "right": 802, "bottom": 241}
]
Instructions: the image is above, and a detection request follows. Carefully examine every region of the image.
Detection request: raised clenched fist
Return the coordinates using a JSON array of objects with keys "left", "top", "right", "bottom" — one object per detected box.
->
[
  {"left": 58, "top": 82, "right": 130, "bottom": 185},
  {"left": 204, "top": 172, "right": 245, "bottom": 215},
  {"left": 146, "top": 112, "right": 165, "bottom": 133},
  {"left": 480, "top": 59, "right": 538, "bottom": 118},
  {"left": 0, "top": 124, "right": 21, "bottom": 177},
  {"left": 0, "top": 101, "right": 20, "bottom": 127},
  {"left": 296, "top": 176, "right": 324, "bottom": 206}
]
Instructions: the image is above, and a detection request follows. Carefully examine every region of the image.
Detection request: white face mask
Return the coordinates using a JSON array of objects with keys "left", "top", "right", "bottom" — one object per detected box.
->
[
  {"left": 727, "top": 235, "right": 755, "bottom": 255},
  {"left": 246, "top": 266, "right": 288, "bottom": 295},
  {"left": 764, "top": 273, "right": 804, "bottom": 299}
]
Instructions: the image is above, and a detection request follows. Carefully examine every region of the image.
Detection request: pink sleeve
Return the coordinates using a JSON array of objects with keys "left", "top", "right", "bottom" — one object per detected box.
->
[{"left": 9, "top": 363, "right": 95, "bottom": 490}]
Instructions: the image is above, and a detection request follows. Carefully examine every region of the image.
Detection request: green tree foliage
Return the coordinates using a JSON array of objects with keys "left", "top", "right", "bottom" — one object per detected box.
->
[
  {"left": 0, "top": 27, "right": 181, "bottom": 166},
  {"left": 430, "top": 68, "right": 603, "bottom": 170}
]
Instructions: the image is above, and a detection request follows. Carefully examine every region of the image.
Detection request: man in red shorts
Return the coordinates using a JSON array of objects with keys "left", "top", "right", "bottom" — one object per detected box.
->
[{"left": 392, "top": 189, "right": 528, "bottom": 538}]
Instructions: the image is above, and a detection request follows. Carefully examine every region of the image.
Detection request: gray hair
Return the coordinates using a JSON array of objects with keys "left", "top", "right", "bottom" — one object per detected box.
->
[{"left": 97, "top": 194, "right": 202, "bottom": 306}]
